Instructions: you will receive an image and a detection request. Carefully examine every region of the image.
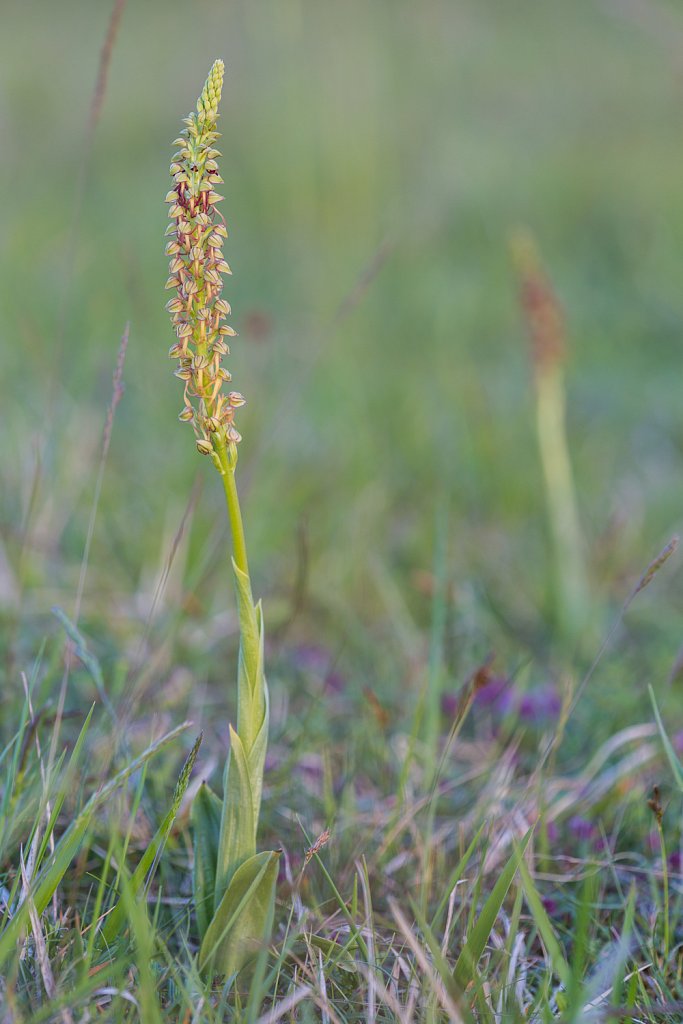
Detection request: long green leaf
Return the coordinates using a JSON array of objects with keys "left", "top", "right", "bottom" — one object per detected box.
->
[
  {"left": 232, "top": 561, "right": 261, "bottom": 698},
  {"left": 0, "top": 709, "right": 94, "bottom": 934},
  {"left": 431, "top": 823, "right": 485, "bottom": 931},
  {"left": 410, "top": 900, "right": 471, "bottom": 1015},
  {"left": 52, "top": 608, "right": 116, "bottom": 720},
  {"left": 199, "top": 849, "right": 279, "bottom": 978},
  {"left": 649, "top": 685, "right": 683, "bottom": 792},
  {"left": 115, "top": 856, "right": 163, "bottom": 1024},
  {"left": 192, "top": 781, "right": 223, "bottom": 940},
  {"left": 609, "top": 884, "right": 637, "bottom": 1011},
  {"left": 453, "top": 828, "right": 532, "bottom": 988},
  {"left": 99, "top": 732, "right": 202, "bottom": 946},
  {"left": 214, "top": 562, "right": 270, "bottom": 909},
  {"left": 214, "top": 726, "right": 256, "bottom": 907},
  {"left": 518, "top": 855, "right": 571, "bottom": 987},
  {"left": 34, "top": 705, "right": 95, "bottom": 876}
]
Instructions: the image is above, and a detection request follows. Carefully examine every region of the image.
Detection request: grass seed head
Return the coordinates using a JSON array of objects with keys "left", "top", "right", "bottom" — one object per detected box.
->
[{"left": 166, "top": 59, "right": 244, "bottom": 453}]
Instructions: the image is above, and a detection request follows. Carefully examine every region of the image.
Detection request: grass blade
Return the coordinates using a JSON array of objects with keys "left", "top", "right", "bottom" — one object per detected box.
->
[
  {"left": 649, "top": 685, "right": 683, "bottom": 792},
  {"left": 192, "top": 780, "right": 223, "bottom": 940},
  {"left": 518, "top": 854, "right": 571, "bottom": 987},
  {"left": 453, "top": 827, "right": 532, "bottom": 989},
  {"left": 99, "top": 732, "right": 202, "bottom": 946}
]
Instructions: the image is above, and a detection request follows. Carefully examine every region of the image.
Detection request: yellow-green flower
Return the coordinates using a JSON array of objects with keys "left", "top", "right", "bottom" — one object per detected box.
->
[{"left": 165, "top": 59, "right": 245, "bottom": 454}]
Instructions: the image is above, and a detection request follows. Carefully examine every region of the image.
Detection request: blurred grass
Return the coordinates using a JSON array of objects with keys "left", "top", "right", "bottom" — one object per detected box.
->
[{"left": 2, "top": 0, "right": 683, "bottom": 724}]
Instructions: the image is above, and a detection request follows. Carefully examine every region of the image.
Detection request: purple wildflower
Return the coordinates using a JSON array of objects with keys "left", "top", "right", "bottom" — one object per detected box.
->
[
  {"left": 475, "top": 675, "right": 514, "bottom": 712},
  {"left": 518, "top": 685, "right": 561, "bottom": 725},
  {"left": 441, "top": 692, "right": 460, "bottom": 718},
  {"left": 592, "top": 833, "right": 613, "bottom": 855},
  {"left": 545, "top": 820, "right": 559, "bottom": 843},
  {"left": 296, "top": 754, "right": 324, "bottom": 786},
  {"left": 292, "top": 644, "right": 332, "bottom": 675},
  {"left": 292, "top": 644, "right": 347, "bottom": 695},
  {"left": 324, "top": 669, "right": 346, "bottom": 695},
  {"left": 568, "top": 815, "right": 595, "bottom": 842},
  {"left": 542, "top": 896, "right": 559, "bottom": 917}
]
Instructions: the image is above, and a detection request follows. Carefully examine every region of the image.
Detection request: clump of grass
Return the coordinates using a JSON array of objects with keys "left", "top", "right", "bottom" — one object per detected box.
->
[{"left": 166, "top": 60, "right": 278, "bottom": 979}]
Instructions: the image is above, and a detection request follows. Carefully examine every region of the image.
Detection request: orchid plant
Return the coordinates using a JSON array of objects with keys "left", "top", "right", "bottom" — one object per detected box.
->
[{"left": 165, "top": 60, "right": 278, "bottom": 978}]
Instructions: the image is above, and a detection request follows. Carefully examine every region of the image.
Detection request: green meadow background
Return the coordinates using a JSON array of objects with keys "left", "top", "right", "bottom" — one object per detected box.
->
[{"left": 2, "top": 0, "right": 683, "bottom": 737}]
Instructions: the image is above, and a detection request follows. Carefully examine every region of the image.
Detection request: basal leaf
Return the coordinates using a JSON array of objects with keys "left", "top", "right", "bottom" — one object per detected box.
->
[
  {"left": 199, "top": 849, "right": 279, "bottom": 978},
  {"left": 192, "top": 781, "right": 223, "bottom": 940},
  {"left": 232, "top": 560, "right": 260, "bottom": 694},
  {"left": 214, "top": 727, "right": 256, "bottom": 907}
]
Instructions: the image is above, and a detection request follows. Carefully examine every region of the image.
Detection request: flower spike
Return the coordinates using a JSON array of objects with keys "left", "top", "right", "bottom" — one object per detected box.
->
[{"left": 165, "top": 58, "right": 243, "bottom": 454}]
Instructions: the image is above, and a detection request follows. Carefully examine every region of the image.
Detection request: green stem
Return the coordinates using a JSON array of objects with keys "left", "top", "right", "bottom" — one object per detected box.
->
[
  {"left": 535, "top": 365, "right": 587, "bottom": 639},
  {"left": 658, "top": 822, "right": 670, "bottom": 960},
  {"left": 213, "top": 437, "right": 250, "bottom": 579}
]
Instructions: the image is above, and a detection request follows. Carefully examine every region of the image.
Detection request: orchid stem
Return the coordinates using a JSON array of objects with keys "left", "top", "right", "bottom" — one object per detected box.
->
[{"left": 214, "top": 438, "right": 250, "bottom": 580}]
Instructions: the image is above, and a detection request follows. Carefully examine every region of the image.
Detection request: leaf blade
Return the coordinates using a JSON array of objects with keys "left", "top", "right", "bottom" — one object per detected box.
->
[
  {"left": 452, "top": 828, "right": 533, "bottom": 989},
  {"left": 199, "top": 849, "right": 279, "bottom": 978},
  {"left": 99, "top": 732, "right": 202, "bottom": 947},
  {"left": 192, "top": 781, "right": 223, "bottom": 940}
]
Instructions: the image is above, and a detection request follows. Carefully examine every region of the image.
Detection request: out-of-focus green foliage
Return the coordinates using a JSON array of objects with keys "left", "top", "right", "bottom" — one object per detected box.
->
[{"left": 3, "top": 0, "right": 683, "bottom": 651}]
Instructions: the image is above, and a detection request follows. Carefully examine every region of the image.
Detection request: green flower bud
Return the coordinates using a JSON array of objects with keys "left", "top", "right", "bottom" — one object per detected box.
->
[{"left": 196, "top": 59, "right": 224, "bottom": 122}]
